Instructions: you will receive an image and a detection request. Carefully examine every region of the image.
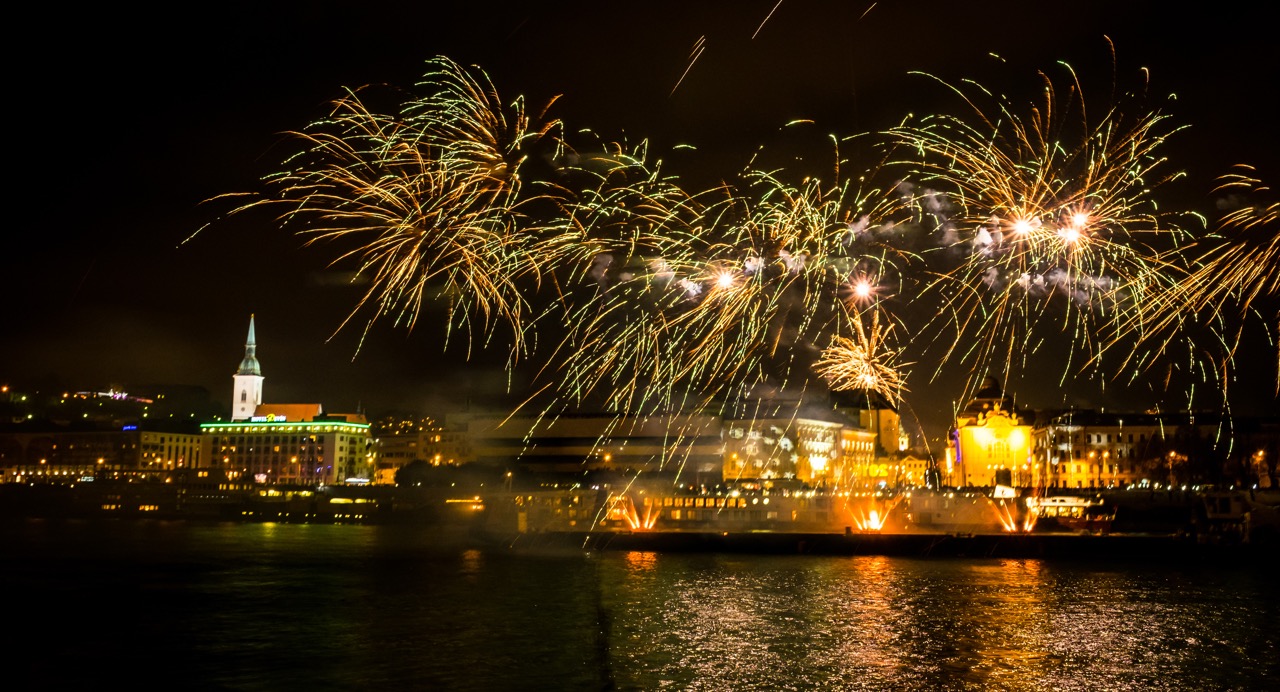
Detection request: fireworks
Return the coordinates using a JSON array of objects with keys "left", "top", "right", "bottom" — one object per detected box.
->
[
  {"left": 814, "top": 308, "right": 909, "bottom": 405},
  {"left": 218, "top": 57, "right": 561, "bottom": 355},
  {"left": 527, "top": 139, "right": 915, "bottom": 425},
  {"left": 1143, "top": 166, "right": 1280, "bottom": 392},
  {"left": 882, "top": 62, "right": 1195, "bottom": 397},
  {"left": 203, "top": 46, "right": 1272, "bottom": 489}
]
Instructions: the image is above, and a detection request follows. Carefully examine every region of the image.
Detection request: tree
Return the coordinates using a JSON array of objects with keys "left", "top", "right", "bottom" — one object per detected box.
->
[{"left": 394, "top": 459, "right": 433, "bottom": 487}]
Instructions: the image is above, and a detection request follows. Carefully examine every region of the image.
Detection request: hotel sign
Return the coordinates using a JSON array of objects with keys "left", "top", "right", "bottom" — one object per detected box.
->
[{"left": 250, "top": 414, "right": 288, "bottom": 423}]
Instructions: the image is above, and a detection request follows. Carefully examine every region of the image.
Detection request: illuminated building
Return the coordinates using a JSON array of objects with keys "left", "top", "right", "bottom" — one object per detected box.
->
[
  {"left": 447, "top": 412, "right": 724, "bottom": 483},
  {"left": 201, "top": 317, "right": 373, "bottom": 485},
  {"left": 832, "top": 390, "right": 909, "bottom": 489},
  {"left": 1033, "top": 410, "right": 1161, "bottom": 489},
  {"left": 0, "top": 422, "right": 202, "bottom": 483},
  {"left": 836, "top": 428, "right": 880, "bottom": 488},
  {"left": 894, "top": 452, "right": 933, "bottom": 487},
  {"left": 723, "top": 417, "right": 845, "bottom": 486},
  {"left": 201, "top": 416, "right": 371, "bottom": 486},
  {"left": 951, "top": 377, "right": 1032, "bottom": 487},
  {"left": 1032, "top": 410, "right": 1280, "bottom": 489},
  {"left": 447, "top": 397, "right": 897, "bottom": 489},
  {"left": 371, "top": 415, "right": 456, "bottom": 484}
]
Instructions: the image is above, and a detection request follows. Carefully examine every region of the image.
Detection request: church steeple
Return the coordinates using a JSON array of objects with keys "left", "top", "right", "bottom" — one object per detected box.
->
[
  {"left": 237, "top": 314, "right": 262, "bottom": 376},
  {"left": 231, "top": 314, "right": 265, "bottom": 421}
]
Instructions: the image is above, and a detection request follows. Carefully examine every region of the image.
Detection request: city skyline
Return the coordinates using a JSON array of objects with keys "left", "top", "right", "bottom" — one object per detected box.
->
[{"left": 5, "top": 2, "right": 1277, "bottom": 444}]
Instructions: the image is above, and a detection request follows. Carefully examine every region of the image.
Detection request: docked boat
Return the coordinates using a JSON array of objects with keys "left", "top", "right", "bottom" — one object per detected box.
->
[
  {"left": 481, "top": 484, "right": 1028, "bottom": 539},
  {"left": 1198, "top": 490, "right": 1280, "bottom": 545},
  {"left": 1026, "top": 495, "right": 1116, "bottom": 534}
]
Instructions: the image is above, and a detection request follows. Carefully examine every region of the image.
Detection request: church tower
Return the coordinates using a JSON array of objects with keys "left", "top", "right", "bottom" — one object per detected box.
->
[{"left": 231, "top": 315, "right": 265, "bottom": 421}]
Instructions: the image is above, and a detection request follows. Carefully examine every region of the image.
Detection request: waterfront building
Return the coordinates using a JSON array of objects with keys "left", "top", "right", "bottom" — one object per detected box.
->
[
  {"left": 835, "top": 427, "right": 881, "bottom": 488},
  {"left": 370, "top": 415, "right": 456, "bottom": 484},
  {"left": 444, "top": 396, "right": 898, "bottom": 489},
  {"left": 723, "top": 416, "right": 844, "bottom": 486},
  {"left": 1032, "top": 410, "right": 1167, "bottom": 489},
  {"left": 951, "top": 378, "right": 1033, "bottom": 487},
  {"left": 200, "top": 316, "right": 373, "bottom": 485},
  {"left": 894, "top": 452, "right": 934, "bottom": 487},
  {"left": 831, "top": 391, "right": 911, "bottom": 488},
  {"left": 0, "top": 421, "right": 203, "bottom": 483},
  {"left": 447, "top": 411, "right": 725, "bottom": 484},
  {"left": 1233, "top": 416, "right": 1280, "bottom": 489},
  {"left": 721, "top": 415, "right": 889, "bottom": 490},
  {"left": 1032, "top": 410, "right": 1280, "bottom": 489},
  {"left": 201, "top": 414, "right": 372, "bottom": 486}
]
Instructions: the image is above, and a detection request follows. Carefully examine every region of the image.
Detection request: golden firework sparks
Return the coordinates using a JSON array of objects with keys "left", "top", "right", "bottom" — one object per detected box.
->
[{"left": 815, "top": 307, "right": 909, "bottom": 404}]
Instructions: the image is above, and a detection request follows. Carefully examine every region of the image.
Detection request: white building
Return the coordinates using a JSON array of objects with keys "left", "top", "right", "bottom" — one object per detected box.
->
[{"left": 231, "top": 315, "right": 264, "bottom": 422}]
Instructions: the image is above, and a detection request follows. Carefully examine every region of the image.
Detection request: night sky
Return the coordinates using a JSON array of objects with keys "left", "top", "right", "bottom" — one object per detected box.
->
[{"left": 5, "top": 2, "right": 1277, "bottom": 443}]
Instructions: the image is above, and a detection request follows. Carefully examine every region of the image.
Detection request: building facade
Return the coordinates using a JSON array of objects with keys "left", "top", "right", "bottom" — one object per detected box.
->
[
  {"left": 1031, "top": 410, "right": 1280, "bottom": 489},
  {"left": 951, "top": 378, "right": 1033, "bottom": 488},
  {"left": 447, "top": 411, "right": 726, "bottom": 483},
  {"left": 201, "top": 416, "right": 372, "bottom": 486},
  {"left": 443, "top": 402, "right": 901, "bottom": 489},
  {"left": 370, "top": 415, "right": 456, "bottom": 484},
  {"left": 1, "top": 424, "right": 203, "bottom": 483}
]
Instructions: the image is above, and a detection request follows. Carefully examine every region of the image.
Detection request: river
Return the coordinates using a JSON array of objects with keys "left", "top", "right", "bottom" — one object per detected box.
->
[{"left": 4, "top": 519, "right": 1276, "bottom": 690}]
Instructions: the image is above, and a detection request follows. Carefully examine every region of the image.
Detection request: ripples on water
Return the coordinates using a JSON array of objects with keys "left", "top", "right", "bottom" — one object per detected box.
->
[{"left": 3, "top": 520, "right": 1276, "bottom": 691}]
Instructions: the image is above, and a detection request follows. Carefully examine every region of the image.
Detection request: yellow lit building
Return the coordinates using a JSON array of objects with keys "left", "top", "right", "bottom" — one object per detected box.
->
[
  {"left": 951, "top": 378, "right": 1032, "bottom": 487},
  {"left": 819, "top": 390, "right": 911, "bottom": 489},
  {"left": 836, "top": 428, "right": 881, "bottom": 488},
  {"left": 370, "top": 415, "right": 459, "bottom": 484}
]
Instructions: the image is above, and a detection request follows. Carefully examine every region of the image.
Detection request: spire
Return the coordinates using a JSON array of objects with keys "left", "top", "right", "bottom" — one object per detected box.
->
[{"left": 237, "top": 314, "right": 262, "bottom": 376}]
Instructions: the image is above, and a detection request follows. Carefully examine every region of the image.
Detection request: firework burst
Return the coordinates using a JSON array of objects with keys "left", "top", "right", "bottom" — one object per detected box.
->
[
  {"left": 884, "top": 58, "right": 1193, "bottom": 397},
  {"left": 815, "top": 307, "right": 909, "bottom": 404},
  {"left": 219, "top": 56, "right": 562, "bottom": 356},
  {"left": 533, "top": 139, "right": 914, "bottom": 421}
]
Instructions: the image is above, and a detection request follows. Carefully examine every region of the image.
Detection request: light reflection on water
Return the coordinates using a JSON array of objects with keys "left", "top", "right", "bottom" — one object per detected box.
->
[
  {"left": 598, "top": 553, "right": 1278, "bottom": 691},
  {"left": 3, "top": 520, "right": 1276, "bottom": 691}
]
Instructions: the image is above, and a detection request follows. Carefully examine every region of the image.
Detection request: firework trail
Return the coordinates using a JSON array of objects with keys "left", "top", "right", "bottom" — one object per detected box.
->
[
  {"left": 215, "top": 56, "right": 561, "bottom": 357},
  {"left": 671, "top": 36, "right": 707, "bottom": 96},
  {"left": 752, "top": 1, "right": 785, "bottom": 39},
  {"left": 535, "top": 136, "right": 915, "bottom": 425},
  {"left": 883, "top": 59, "right": 1195, "bottom": 400},
  {"left": 1144, "top": 165, "right": 1280, "bottom": 392}
]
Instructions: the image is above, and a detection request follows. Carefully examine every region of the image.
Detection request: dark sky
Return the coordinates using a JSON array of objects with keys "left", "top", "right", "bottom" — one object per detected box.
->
[{"left": 5, "top": 2, "right": 1277, "bottom": 442}]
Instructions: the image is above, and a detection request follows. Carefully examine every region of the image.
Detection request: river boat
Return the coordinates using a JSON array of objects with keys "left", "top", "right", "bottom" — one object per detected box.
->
[
  {"left": 482, "top": 484, "right": 1029, "bottom": 539},
  {"left": 1026, "top": 495, "right": 1116, "bottom": 534},
  {"left": 1197, "top": 490, "right": 1280, "bottom": 544}
]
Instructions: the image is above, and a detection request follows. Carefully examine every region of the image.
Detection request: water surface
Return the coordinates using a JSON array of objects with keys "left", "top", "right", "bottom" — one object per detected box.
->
[{"left": 4, "top": 519, "right": 1275, "bottom": 690}]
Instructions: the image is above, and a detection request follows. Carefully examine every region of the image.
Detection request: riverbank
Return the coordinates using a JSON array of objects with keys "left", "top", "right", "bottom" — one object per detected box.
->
[{"left": 3, "top": 482, "right": 1277, "bottom": 562}]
